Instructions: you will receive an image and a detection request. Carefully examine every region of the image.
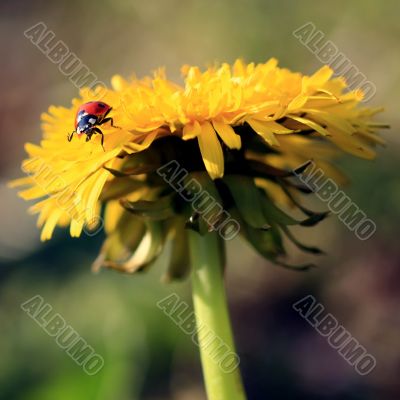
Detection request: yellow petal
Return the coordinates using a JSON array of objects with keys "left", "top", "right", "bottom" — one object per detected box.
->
[
  {"left": 197, "top": 122, "right": 224, "bottom": 179},
  {"left": 357, "top": 131, "right": 386, "bottom": 146},
  {"left": 287, "top": 94, "right": 308, "bottom": 111},
  {"left": 262, "top": 121, "right": 293, "bottom": 134},
  {"left": 247, "top": 119, "right": 280, "bottom": 146},
  {"left": 41, "top": 208, "right": 63, "bottom": 241},
  {"left": 212, "top": 121, "right": 241, "bottom": 149},
  {"left": 304, "top": 65, "right": 333, "bottom": 92},
  {"left": 70, "top": 219, "right": 84, "bottom": 238},
  {"left": 288, "top": 115, "right": 331, "bottom": 136},
  {"left": 8, "top": 177, "right": 33, "bottom": 188},
  {"left": 328, "top": 128, "right": 376, "bottom": 159},
  {"left": 123, "top": 131, "right": 158, "bottom": 153},
  {"left": 182, "top": 121, "right": 202, "bottom": 140},
  {"left": 111, "top": 75, "right": 129, "bottom": 91},
  {"left": 104, "top": 200, "right": 124, "bottom": 234},
  {"left": 19, "top": 186, "right": 48, "bottom": 200},
  {"left": 85, "top": 170, "right": 110, "bottom": 221},
  {"left": 301, "top": 109, "right": 356, "bottom": 134}
]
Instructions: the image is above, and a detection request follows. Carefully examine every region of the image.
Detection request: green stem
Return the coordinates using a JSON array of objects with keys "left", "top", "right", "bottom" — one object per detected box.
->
[{"left": 189, "top": 231, "right": 246, "bottom": 400}]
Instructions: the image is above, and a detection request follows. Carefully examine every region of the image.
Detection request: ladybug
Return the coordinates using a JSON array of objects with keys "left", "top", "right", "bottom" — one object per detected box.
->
[{"left": 67, "top": 101, "right": 118, "bottom": 150}]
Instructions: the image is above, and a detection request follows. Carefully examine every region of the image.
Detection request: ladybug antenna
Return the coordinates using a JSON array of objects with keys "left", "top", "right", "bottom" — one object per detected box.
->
[{"left": 67, "top": 131, "right": 76, "bottom": 142}]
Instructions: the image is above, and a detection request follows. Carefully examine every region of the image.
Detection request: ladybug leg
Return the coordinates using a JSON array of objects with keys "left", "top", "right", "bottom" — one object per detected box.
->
[
  {"left": 100, "top": 117, "right": 121, "bottom": 129},
  {"left": 93, "top": 127, "right": 105, "bottom": 151},
  {"left": 67, "top": 131, "right": 76, "bottom": 142}
]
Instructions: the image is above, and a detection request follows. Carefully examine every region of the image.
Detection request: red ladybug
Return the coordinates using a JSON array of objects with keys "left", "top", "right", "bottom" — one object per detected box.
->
[{"left": 67, "top": 101, "right": 118, "bottom": 149}]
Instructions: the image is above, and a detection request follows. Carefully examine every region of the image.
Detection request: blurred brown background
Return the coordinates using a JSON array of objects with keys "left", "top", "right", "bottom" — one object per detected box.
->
[{"left": 1, "top": 1, "right": 399, "bottom": 399}]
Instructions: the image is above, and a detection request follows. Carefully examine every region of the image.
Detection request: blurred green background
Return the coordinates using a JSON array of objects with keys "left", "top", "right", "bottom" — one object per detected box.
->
[{"left": 1, "top": 0, "right": 399, "bottom": 399}]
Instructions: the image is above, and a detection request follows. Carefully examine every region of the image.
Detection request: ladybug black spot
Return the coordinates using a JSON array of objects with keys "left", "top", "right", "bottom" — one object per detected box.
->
[{"left": 98, "top": 103, "right": 105, "bottom": 108}]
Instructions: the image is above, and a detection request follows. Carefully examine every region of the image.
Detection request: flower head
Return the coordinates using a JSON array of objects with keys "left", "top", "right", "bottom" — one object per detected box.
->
[{"left": 11, "top": 59, "right": 387, "bottom": 276}]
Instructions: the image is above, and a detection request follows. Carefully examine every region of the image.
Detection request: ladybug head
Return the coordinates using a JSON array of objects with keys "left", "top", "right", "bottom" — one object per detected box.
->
[{"left": 76, "top": 114, "right": 98, "bottom": 134}]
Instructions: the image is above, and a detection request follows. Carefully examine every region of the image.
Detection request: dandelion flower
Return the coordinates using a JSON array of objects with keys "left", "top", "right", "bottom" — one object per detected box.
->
[
  {"left": 10, "top": 59, "right": 386, "bottom": 270},
  {"left": 11, "top": 58, "right": 387, "bottom": 400}
]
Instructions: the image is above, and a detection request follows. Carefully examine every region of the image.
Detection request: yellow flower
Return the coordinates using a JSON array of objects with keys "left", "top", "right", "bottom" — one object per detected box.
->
[
  {"left": 10, "top": 59, "right": 386, "bottom": 273},
  {"left": 10, "top": 85, "right": 161, "bottom": 240}
]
